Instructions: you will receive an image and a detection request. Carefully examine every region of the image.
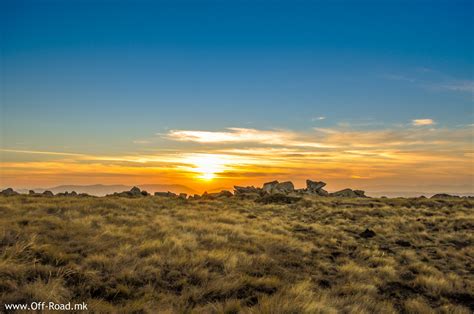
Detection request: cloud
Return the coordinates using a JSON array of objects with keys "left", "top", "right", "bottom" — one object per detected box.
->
[
  {"left": 439, "top": 80, "right": 474, "bottom": 93},
  {"left": 166, "top": 128, "right": 334, "bottom": 148},
  {"left": 412, "top": 119, "right": 435, "bottom": 126},
  {"left": 311, "top": 116, "right": 326, "bottom": 121},
  {"left": 384, "top": 69, "right": 474, "bottom": 94}
]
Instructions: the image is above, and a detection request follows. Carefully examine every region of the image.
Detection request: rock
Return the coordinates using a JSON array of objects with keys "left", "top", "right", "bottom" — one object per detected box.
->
[
  {"left": 395, "top": 240, "right": 411, "bottom": 247},
  {"left": 130, "top": 186, "right": 142, "bottom": 196},
  {"left": 192, "top": 194, "right": 201, "bottom": 200},
  {"left": 28, "top": 190, "right": 36, "bottom": 195},
  {"left": 42, "top": 190, "right": 54, "bottom": 197},
  {"left": 178, "top": 193, "right": 187, "bottom": 199},
  {"left": 234, "top": 186, "right": 259, "bottom": 194},
  {"left": 275, "top": 181, "right": 294, "bottom": 193},
  {"left": 360, "top": 228, "right": 376, "bottom": 238},
  {"left": 306, "top": 180, "right": 326, "bottom": 192},
  {"left": 154, "top": 191, "right": 177, "bottom": 197},
  {"left": 331, "top": 188, "right": 366, "bottom": 198},
  {"left": 353, "top": 190, "right": 367, "bottom": 197},
  {"left": 70, "top": 191, "right": 77, "bottom": 196},
  {"left": 141, "top": 190, "right": 149, "bottom": 196},
  {"left": 262, "top": 181, "right": 295, "bottom": 194},
  {"left": 234, "top": 186, "right": 260, "bottom": 194},
  {"left": 0, "top": 188, "right": 19, "bottom": 196},
  {"left": 78, "top": 193, "right": 90, "bottom": 197},
  {"left": 430, "top": 193, "right": 460, "bottom": 199},
  {"left": 216, "top": 190, "right": 233, "bottom": 198},
  {"left": 317, "top": 189, "right": 329, "bottom": 196},
  {"left": 257, "top": 193, "right": 301, "bottom": 204},
  {"left": 262, "top": 180, "right": 279, "bottom": 194}
]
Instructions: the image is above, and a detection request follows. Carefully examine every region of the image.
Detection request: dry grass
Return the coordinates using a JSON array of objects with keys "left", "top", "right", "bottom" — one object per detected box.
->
[{"left": 0, "top": 195, "right": 473, "bottom": 313}]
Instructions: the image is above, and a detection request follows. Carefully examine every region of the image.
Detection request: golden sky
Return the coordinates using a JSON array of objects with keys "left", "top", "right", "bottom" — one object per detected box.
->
[{"left": 1, "top": 122, "right": 473, "bottom": 194}]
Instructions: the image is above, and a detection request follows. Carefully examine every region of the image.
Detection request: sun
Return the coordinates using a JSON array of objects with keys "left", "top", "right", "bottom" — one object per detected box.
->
[
  {"left": 200, "top": 172, "right": 215, "bottom": 180},
  {"left": 185, "top": 154, "right": 227, "bottom": 181}
]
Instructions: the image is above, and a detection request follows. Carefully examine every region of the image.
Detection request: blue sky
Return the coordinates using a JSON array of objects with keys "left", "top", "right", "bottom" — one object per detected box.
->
[{"left": 1, "top": 0, "right": 473, "bottom": 191}]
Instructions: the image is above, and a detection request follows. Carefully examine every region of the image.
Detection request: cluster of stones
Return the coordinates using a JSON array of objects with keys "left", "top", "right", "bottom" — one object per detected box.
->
[
  {"left": 234, "top": 179, "right": 367, "bottom": 199},
  {"left": 1, "top": 186, "right": 469, "bottom": 199},
  {"left": 0, "top": 188, "right": 88, "bottom": 197}
]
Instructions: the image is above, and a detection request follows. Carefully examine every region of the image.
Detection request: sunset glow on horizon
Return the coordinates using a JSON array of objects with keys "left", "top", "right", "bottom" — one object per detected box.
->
[
  {"left": 1, "top": 1, "right": 472, "bottom": 196},
  {"left": 1, "top": 124, "right": 473, "bottom": 195}
]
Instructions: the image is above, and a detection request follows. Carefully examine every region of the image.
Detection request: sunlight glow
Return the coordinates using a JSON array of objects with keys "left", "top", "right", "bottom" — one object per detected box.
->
[{"left": 184, "top": 154, "right": 228, "bottom": 181}]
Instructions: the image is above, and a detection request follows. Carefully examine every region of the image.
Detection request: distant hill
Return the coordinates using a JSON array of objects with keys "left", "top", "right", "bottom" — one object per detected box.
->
[{"left": 17, "top": 184, "right": 197, "bottom": 196}]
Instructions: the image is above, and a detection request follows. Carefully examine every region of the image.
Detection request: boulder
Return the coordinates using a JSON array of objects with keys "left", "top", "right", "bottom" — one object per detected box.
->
[
  {"left": 28, "top": 190, "right": 36, "bottom": 195},
  {"left": 262, "top": 180, "right": 279, "bottom": 194},
  {"left": 360, "top": 228, "right": 376, "bottom": 238},
  {"left": 70, "top": 191, "right": 78, "bottom": 196},
  {"left": 234, "top": 186, "right": 260, "bottom": 194},
  {"left": 262, "top": 181, "right": 295, "bottom": 194},
  {"left": 0, "top": 188, "right": 18, "bottom": 196},
  {"left": 275, "top": 181, "right": 294, "bottom": 194},
  {"left": 141, "top": 190, "right": 149, "bottom": 196},
  {"left": 189, "top": 194, "right": 201, "bottom": 200},
  {"left": 353, "top": 190, "right": 367, "bottom": 197},
  {"left": 178, "top": 193, "right": 187, "bottom": 199},
  {"left": 130, "top": 186, "right": 142, "bottom": 196},
  {"left": 42, "top": 190, "right": 54, "bottom": 197},
  {"left": 331, "top": 188, "right": 366, "bottom": 198},
  {"left": 317, "top": 189, "right": 329, "bottom": 196},
  {"left": 306, "top": 180, "right": 326, "bottom": 192},
  {"left": 216, "top": 190, "right": 233, "bottom": 198},
  {"left": 154, "top": 191, "right": 177, "bottom": 197}
]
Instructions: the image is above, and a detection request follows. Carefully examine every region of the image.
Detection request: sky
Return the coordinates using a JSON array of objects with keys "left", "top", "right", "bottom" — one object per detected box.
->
[{"left": 1, "top": 0, "right": 473, "bottom": 195}]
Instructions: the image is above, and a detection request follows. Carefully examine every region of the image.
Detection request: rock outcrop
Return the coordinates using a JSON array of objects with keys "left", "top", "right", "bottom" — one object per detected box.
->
[
  {"left": 0, "top": 188, "right": 19, "bottom": 196},
  {"left": 110, "top": 187, "right": 148, "bottom": 197},
  {"left": 430, "top": 193, "right": 460, "bottom": 199},
  {"left": 330, "top": 188, "right": 366, "bottom": 198},
  {"left": 154, "top": 191, "right": 177, "bottom": 197},
  {"left": 42, "top": 190, "right": 54, "bottom": 197},
  {"left": 261, "top": 181, "right": 295, "bottom": 194}
]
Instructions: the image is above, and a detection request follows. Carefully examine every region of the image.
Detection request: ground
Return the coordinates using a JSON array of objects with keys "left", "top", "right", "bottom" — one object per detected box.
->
[{"left": 0, "top": 195, "right": 473, "bottom": 313}]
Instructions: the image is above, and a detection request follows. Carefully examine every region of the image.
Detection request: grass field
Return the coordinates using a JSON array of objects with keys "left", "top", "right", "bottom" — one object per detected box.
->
[{"left": 0, "top": 195, "right": 473, "bottom": 313}]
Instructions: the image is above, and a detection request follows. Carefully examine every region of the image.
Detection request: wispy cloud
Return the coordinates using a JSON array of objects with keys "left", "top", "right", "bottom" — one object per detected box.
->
[
  {"left": 311, "top": 116, "right": 326, "bottom": 121},
  {"left": 438, "top": 80, "right": 474, "bottom": 93},
  {"left": 384, "top": 69, "right": 474, "bottom": 95},
  {"left": 412, "top": 119, "right": 435, "bottom": 126},
  {"left": 166, "top": 128, "right": 334, "bottom": 148}
]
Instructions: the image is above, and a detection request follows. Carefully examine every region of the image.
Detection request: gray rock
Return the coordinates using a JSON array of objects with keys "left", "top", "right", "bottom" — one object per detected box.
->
[
  {"left": 330, "top": 188, "right": 358, "bottom": 197},
  {"left": 42, "top": 190, "right": 54, "bottom": 197},
  {"left": 0, "top": 188, "right": 19, "bottom": 196},
  {"left": 130, "top": 186, "right": 142, "bottom": 196},
  {"left": 275, "top": 181, "right": 294, "bottom": 193},
  {"left": 234, "top": 186, "right": 260, "bottom": 194},
  {"left": 306, "top": 180, "right": 326, "bottom": 192},
  {"left": 154, "top": 191, "right": 177, "bottom": 197},
  {"left": 262, "top": 180, "right": 279, "bottom": 194}
]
